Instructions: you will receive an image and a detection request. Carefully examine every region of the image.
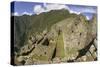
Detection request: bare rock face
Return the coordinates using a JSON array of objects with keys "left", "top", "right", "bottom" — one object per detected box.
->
[
  {"left": 48, "top": 15, "right": 97, "bottom": 62},
  {"left": 15, "top": 14, "right": 97, "bottom": 65}
]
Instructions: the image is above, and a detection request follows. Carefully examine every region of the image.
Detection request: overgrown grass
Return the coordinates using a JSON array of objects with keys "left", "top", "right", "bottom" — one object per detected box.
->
[{"left": 56, "top": 33, "right": 65, "bottom": 58}]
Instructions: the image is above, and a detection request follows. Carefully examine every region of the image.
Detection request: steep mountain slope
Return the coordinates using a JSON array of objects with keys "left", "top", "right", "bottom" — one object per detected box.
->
[
  {"left": 12, "top": 9, "right": 97, "bottom": 65},
  {"left": 13, "top": 9, "right": 78, "bottom": 52}
]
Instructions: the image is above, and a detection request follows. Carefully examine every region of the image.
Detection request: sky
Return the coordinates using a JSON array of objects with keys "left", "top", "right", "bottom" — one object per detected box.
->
[{"left": 11, "top": 1, "right": 97, "bottom": 20}]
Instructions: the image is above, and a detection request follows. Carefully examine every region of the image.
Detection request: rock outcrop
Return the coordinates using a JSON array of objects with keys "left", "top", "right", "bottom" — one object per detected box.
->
[{"left": 13, "top": 10, "right": 97, "bottom": 65}]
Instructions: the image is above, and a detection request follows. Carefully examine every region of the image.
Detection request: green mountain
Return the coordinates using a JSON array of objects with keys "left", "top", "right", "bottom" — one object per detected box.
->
[
  {"left": 13, "top": 9, "right": 77, "bottom": 51},
  {"left": 12, "top": 9, "right": 97, "bottom": 65}
]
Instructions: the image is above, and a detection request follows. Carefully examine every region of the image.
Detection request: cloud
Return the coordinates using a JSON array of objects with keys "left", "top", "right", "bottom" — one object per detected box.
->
[
  {"left": 13, "top": 12, "right": 33, "bottom": 16},
  {"left": 22, "top": 12, "right": 32, "bottom": 16},
  {"left": 69, "top": 10, "right": 81, "bottom": 15},
  {"left": 33, "top": 3, "right": 69, "bottom": 15},
  {"left": 12, "top": 12, "right": 19, "bottom": 16},
  {"left": 34, "top": 5, "right": 45, "bottom": 15},
  {"left": 44, "top": 4, "right": 69, "bottom": 11}
]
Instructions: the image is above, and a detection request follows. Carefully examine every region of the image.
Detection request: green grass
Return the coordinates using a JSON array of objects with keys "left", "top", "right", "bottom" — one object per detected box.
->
[{"left": 56, "top": 32, "right": 65, "bottom": 58}]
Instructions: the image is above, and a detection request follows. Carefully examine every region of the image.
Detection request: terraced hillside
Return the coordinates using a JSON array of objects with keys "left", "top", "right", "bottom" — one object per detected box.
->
[
  {"left": 13, "top": 9, "right": 78, "bottom": 52},
  {"left": 11, "top": 9, "right": 97, "bottom": 65}
]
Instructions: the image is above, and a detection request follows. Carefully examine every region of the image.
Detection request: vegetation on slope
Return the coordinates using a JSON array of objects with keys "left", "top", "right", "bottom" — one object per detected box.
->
[
  {"left": 13, "top": 9, "right": 78, "bottom": 52},
  {"left": 55, "top": 32, "right": 65, "bottom": 58}
]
